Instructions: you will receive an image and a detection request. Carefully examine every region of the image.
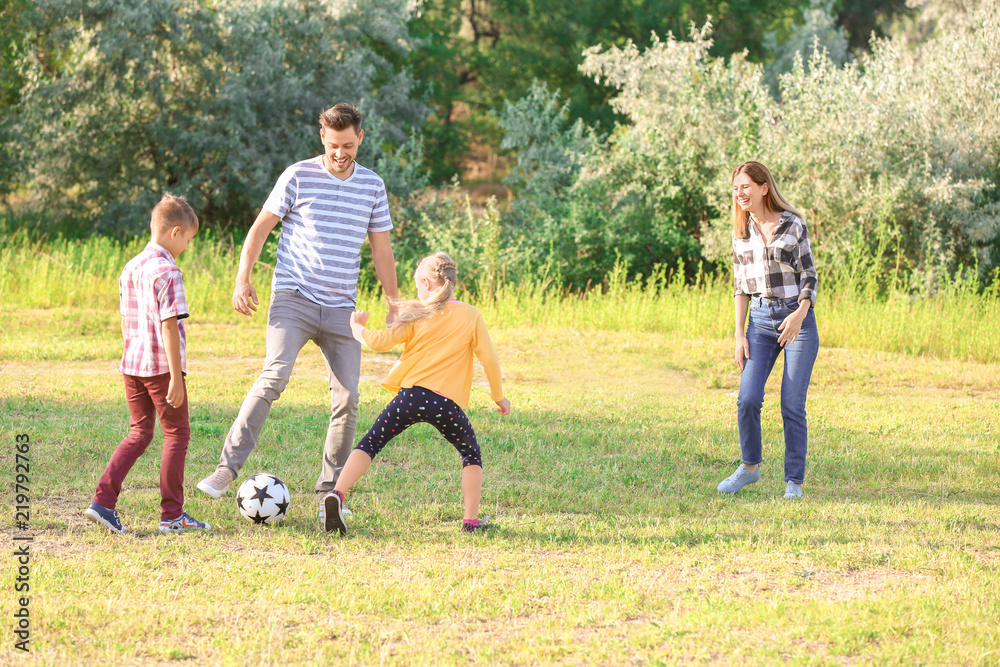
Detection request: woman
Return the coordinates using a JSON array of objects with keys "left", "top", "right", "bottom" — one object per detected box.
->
[{"left": 718, "top": 161, "right": 819, "bottom": 499}]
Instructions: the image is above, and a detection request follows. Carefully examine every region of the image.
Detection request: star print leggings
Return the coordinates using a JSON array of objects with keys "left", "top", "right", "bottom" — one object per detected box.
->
[{"left": 356, "top": 387, "right": 482, "bottom": 467}]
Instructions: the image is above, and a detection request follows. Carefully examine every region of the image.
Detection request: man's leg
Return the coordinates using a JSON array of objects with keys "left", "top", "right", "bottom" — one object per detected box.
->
[
  {"left": 313, "top": 306, "right": 361, "bottom": 498},
  {"left": 216, "top": 291, "right": 318, "bottom": 476}
]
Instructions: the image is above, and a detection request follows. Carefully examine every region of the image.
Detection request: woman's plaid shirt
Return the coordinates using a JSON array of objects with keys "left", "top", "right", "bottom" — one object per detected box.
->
[{"left": 732, "top": 211, "right": 817, "bottom": 303}]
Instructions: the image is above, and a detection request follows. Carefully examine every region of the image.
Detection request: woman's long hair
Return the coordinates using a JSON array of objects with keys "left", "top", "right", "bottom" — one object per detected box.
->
[
  {"left": 390, "top": 252, "right": 458, "bottom": 330},
  {"left": 732, "top": 162, "right": 804, "bottom": 239}
]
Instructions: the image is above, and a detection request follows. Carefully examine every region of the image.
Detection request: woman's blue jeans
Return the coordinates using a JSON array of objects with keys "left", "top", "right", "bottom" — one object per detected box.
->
[{"left": 737, "top": 295, "right": 819, "bottom": 484}]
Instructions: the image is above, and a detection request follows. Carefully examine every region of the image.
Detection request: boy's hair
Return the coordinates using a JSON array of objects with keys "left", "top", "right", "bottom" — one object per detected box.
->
[
  {"left": 151, "top": 193, "right": 199, "bottom": 235},
  {"left": 319, "top": 103, "right": 363, "bottom": 134},
  {"left": 391, "top": 252, "right": 458, "bottom": 330}
]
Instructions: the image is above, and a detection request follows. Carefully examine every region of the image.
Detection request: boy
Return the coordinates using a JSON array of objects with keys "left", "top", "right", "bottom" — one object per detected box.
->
[{"left": 84, "top": 193, "right": 210, "bottom": 533}]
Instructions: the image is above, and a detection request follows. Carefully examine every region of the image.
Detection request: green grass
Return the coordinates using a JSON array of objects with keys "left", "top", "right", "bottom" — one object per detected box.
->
[
  {"left": 1, "top": 313, "right": 999, "bottom": 664},
  {"left": 1, "top": 235, "right": 999, "bottom": 663}
]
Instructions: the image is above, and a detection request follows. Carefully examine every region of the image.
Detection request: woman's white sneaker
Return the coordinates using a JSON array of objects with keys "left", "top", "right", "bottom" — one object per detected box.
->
[{"left": 717, "top": 464, "right": 761, "bottom": 494}]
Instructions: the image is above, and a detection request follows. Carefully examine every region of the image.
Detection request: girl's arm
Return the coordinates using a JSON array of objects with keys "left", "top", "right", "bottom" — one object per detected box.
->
[
  {"left": 350, "top": 311, "right": 409, "bottom": 351},
  {"left": 472, "top": 314, "right": 507, "bottom": 412}
]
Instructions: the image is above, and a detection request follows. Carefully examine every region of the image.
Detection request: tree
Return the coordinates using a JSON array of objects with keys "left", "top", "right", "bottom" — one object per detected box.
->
[{"left": 8, "top": 0, "right": 428, "bottom": 233}]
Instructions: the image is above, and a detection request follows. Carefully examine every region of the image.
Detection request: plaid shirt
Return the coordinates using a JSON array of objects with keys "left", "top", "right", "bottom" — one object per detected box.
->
[
  {"left": 733, "top": 211, "right": 818, "bottom": 303},
  {"left": 119, "top": 243, "right": 189, "bottom": 377}
]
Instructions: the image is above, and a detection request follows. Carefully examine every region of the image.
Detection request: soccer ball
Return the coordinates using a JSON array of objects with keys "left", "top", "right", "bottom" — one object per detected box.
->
[{"left": 235, "top": 474, "right": 290, "bottom": 524}]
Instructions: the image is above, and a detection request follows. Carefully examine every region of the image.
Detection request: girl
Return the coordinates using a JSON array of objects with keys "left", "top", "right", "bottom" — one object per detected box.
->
[
  {"left": 323, "top": 252, "right": 511, "bottom": 534},
  {"left": 718, "top": 161, "right": 819, "bottom": 499}
]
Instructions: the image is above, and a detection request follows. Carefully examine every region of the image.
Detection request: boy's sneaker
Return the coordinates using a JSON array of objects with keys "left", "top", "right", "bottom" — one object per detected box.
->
[
  {"left": 323, "top": 492, "right": 348, "bottom": 535},
  {"left": 84, "top": 502, "right": 126, "bottom": 534},
  {"left": 783, "top": 481, "right": 804, "bottom": 499},
  {"left": 462, "top": 516, "right": 494, "bottom": 534},
  {"left": 159, "top": 512, "right": 212, "bottom": 533},
  {"left": 197, "top": 468, "right": 236, "bottom": 499},
  {"left": 717, "top": 464, "right": 761, "bottom": 494}
]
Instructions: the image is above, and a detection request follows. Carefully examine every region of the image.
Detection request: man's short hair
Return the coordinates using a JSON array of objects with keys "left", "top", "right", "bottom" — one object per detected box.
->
[
  {"left": 151, "top": 193, "right": 199, "bottom": 234},
  {"left": 319, "top": 103, "right": 363, "bottom": 134}
]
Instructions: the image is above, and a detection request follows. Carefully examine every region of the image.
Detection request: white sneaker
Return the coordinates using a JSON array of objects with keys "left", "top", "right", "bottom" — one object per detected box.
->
[
  {"left": 783, "top": 481, "right": 804, "bottom": 499},
  {"left": 196, "top": 468, "right": 236, "bottom": 499},
  {"left": 717, "top": 464, "right": 761, "bottom": 494}
]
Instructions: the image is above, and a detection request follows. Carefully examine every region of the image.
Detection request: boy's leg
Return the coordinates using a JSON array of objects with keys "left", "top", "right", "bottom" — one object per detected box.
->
[
  {"left": 93, "top": 375, "right": 157, "bottom": 510},
  {"left": 313, "top": 306, "right": 361, "bottom": 499},
  {"left": 216, "top": 291, "right": 317, "bottom": 476},
  {"left": 144, "top": 374, "right": 191, "bottom": 520}
]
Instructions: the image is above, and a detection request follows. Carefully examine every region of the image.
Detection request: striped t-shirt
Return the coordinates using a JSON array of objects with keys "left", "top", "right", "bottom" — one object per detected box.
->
[{"left": 262, "top": 158, "right": 393, "bottom": 308}]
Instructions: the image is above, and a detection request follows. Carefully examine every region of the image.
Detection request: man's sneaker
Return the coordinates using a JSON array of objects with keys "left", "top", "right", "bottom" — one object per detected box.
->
[
  {"left": 717, "top": 464, "right": 761, "bottom": 494},
  {"left": 197, "top": 468, "right": 236, "bottom": 499},
  {"left": 84, "top": 502, "right": 126, "bottom": 534},
  {"left": 783, "top": 481, "right": 804, "bottom": 499},
  {"left": 159, "top": 512, "right": 212, "bottom": 533},
  {"left": 462, "top": 516, "right": 494, "bottom": 534},
  {"left": 323, "top": 492, "right": 348, "bottom": 535}
]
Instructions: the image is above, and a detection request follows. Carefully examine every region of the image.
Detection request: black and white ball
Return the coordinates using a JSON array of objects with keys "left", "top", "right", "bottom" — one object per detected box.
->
[{"left": 235, "top": 474, "right": 290, "bottom": 524}]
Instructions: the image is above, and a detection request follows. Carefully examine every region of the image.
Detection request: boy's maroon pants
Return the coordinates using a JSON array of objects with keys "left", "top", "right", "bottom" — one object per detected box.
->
[{"left": 93, "top": 373, "right": 190, "bottom": 521}]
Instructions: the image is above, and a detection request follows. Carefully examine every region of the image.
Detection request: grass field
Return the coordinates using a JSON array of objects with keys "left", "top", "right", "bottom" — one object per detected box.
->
[
  {"left": 1, "top": 233, "right": 999, "bottom": 664},
  {"left": 2, "top": 289, "right": 999, "bottom": 664}
]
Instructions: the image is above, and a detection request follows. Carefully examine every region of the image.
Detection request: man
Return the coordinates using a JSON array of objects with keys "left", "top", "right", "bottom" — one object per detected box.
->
[{"left": 197, "top": 103, "right": 398, "bottom": 519}]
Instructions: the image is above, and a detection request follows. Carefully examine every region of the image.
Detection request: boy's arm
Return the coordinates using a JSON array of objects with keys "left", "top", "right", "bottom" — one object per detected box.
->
[{"left": 161, "top": 317, "right": 184, "bottom": 408}]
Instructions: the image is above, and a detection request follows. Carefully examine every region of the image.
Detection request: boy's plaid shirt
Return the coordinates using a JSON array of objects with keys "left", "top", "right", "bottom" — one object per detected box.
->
[
  {"left": 119, "top": 243, "right": 189, "bottom": 377},
  {"left": 732, "top": 211, "right": 818, "bottom": 303}
]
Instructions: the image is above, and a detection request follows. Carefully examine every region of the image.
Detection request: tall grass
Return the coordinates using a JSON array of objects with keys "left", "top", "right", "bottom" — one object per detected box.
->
[{"left": 1, "top": 229, "right": 997, "bottom": 364}]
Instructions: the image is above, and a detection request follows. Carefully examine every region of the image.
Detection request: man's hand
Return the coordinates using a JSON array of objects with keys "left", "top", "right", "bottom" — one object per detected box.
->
[
  {"left": 495, "top": 398, "right": 511, "bottom": 415},
  {"left": 232, "top": 282, "right": 259, "bottom": 316}
]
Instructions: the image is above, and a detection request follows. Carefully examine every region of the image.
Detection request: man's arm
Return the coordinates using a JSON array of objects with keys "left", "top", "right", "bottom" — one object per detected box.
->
[
  {"left": 233, "top": 209, "right": 281, "bottom": 316},
  {"left": 367, "top": 230, "right": 399, "bottom": 325}
]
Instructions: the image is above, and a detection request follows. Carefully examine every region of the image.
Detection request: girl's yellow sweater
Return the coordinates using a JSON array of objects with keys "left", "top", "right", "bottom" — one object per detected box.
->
[{"left": 360, "top": 301, "right": 504, "bottom": 409}]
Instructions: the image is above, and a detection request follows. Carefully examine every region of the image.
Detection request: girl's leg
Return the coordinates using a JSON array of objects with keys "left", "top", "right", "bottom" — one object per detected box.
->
[
  {"left": 461, "top": 465, "right": 483, "bottom": 521},
  {"left": 333, "top": 450, "right": 372, "bottom": 497},
  {"left": 337, "top": 389, "right": 420, "bottom": 498},
  {"left": 415, "top": 388, "right": 485, "bottom": 521}
]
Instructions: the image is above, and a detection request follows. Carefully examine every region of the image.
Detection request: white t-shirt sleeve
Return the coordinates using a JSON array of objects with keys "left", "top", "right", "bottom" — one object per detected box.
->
[
  {"left": 262, "top": 165, "right": 299, "bottom": 219},
  {"left": 368, "top": 179, "right": 393, "bottom": 233}
]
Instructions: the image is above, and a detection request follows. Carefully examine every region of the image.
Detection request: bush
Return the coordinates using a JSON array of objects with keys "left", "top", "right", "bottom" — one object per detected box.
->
[{"left": 6, "top": 0, "right": 429, "bottom": 235}]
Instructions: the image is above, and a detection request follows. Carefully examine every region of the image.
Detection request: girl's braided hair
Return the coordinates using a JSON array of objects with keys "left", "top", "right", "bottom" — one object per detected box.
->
[{"left": 390, "top": 252, "right": 458, "bottom": 329}]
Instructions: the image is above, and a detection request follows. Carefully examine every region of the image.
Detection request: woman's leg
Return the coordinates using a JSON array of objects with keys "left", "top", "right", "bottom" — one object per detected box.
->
[
  {"left": 779, "top": 308, "right": 819, "bottom": 484},
  {"left": 737, "top": 304, "right": 783, "bottom": 469}
]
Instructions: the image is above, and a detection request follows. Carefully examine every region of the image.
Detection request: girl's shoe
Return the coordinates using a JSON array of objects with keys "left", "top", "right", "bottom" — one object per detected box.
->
[
  {"left": 717, "top": 464, "right": 760, "bottom": 494},
  {"left": 783, "top": 481, "right": 804, "bottom": 499},
  {"left": 159, "top": 512, "right": 212, "bottom": 532},
  {"left": 323, "top": 492, "right": 348, "bottom": 534},
  {"left": 462, "top": 516, "right": 494, "bottom": 534}
]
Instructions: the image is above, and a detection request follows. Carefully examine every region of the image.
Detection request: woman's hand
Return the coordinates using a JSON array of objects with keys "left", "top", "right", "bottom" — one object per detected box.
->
[
  {"left": 777, "top": 304, "right": 808, "bottom": 347},
  {"left": 735, "top": 334, "right": 750, "bottom": 371}
]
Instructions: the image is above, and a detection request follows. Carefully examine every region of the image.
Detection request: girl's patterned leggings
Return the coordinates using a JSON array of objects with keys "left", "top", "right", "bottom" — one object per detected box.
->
[{"left": 356, "top": 387, "right": 482, "bottom": 467}]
